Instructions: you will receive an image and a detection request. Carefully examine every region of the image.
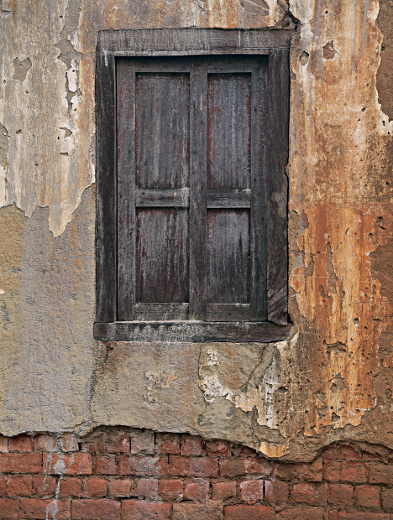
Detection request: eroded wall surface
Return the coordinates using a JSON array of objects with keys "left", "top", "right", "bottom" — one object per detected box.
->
[{"left": 0, "top": 0, "right": 392, "bottom": 461}]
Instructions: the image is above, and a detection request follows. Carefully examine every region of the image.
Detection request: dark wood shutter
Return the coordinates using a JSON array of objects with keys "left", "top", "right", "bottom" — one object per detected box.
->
[{"left": 95, "top": 29, "right": 291, "bottom": 342}]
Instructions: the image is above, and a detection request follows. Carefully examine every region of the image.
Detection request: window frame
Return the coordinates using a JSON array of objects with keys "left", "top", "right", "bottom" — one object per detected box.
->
[{"left": 94, "top": 28, "right": 293, "bottom": 343}]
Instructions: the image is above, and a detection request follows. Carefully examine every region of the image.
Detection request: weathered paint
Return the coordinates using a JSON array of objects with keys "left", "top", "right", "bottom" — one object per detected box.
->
[{"left": 0, "top": 0, "right": 392, "bottom": 462}]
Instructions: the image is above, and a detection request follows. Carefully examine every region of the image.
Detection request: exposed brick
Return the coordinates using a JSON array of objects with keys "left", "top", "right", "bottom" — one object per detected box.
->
[
  {"left": 134, "top": 478, "right": 159, "bottom": 499},
  {"left": 184, "top": 479, "right": 210, "bottom": 501},
  {"left": 324, "top": 460, "right": 341, "bottom": 481},
  {"left": 341, "top": 462, "right": 367, "bottom": 483},
  {"left": 327, "top": 483, "right": 354, "bottom": 506},
  {"left": 206, "top": 440, "right": 231, "bottom": 457},
  {"left": 119, "top": 455, "right": 168, "bottom": 477},
  {"left": 239, "top": 447, "right": 258, "bottom": 457},
  {"left": 0, "top": 498, "right": 20, "bottom": 519},
  {"left": 336, "top": 445, "right": 362, "bottom": 461},
  {"left": 172, "top": 501, "right": 223, "bottom": 520},
  {"left": 58, "top": 477, "right": 83, "bottom": 497},
  {"left": 0, "top": 452, "right": 42, "bottom": 473},
  {"left": 59, "top": 433, "right": 79, "bottom": 452},
  {"left": 108, "top": 479, "right": 133, "bottom": 497},
  {"left": 291, "top": 482, "right": 316, "bottom": 504},
  {"left": 83, "top": 477, "right": 107, "bottom": 497},
  {"left": 315, "top": 482, "right": 328, "bottom": 506},
  {"left": 9, "top": 434, "right": 33, "bottom": 452},
  {"left": 239, "top": 479, "right": 263, "bottom": 503},
  {"left": 212, "top": 481, "right": 237, "bottom": 500},
  {"left": 95, "top": 454, "right": 117, "bottom": 475},
  {"left": 7, "top": 475, "right": 33, "bottom": 496},
  {"left": 369, "top": 463, "right": 393, "bottom": 485},
  {"left": 225, "top": 504, "right": 275, "bottom": 520},
  {"left": 181, "top": 435, "right": 205, "bottom": 456},
  {"left": 156, "top": 433, "right": 181, "bottom": 455},
  {"left": 0, "top": 436, "right": 8, "bottom": 454},
  {"left": 160, "top": 479, "right": 183, "bottom": 500},
  {"left": 105, "top": 431, "right": 131, "bottom": 453},
  {"left": 80, "top": 432, "right": 105, "bottom": 453},
  {"left": 44, "top": 453, "right": 92, "bottom": 475},
  {"left": 220, "top": 457, "right": 270, "bottom": 478},
  {"left": 32, "top": 475, "right": 57, "bottom": 497},
  {"left": 381, "top": 487, "right": 393, "bottom": 511},
  {"left": 274, "top": 459, "right": 322, "bottom": 482},
  {"left": 265, "top": 480, "right": 289, "bottom": 504},
  {"left": 131, "top": 430, "right": 155, "bottom": 454},
  {"left": 34, "top": 434, "right": 56, "bottom": 452},
  {"left": 336, "top": 513, "right": 390, "bottom": 520},
  {"left": 276, "top": 507, "right": 324, "bottom": 519},
  {"left": 122, "top": 500, "right": 172, "bottom": 520},
  {"left": 355, "top": 485, "right": 380, "bottom": 508},
  {"left": 169, "top": 456, "right": 218, "bottom": 478},
  {"left": 72, "top": 499, "right": 121, "bottom": 520},
  {"left": 0, "top": 476, "right": 6, "bottom": 495},
  {"left": 21, "top": 498, "right": 71, "bottom": 520}
]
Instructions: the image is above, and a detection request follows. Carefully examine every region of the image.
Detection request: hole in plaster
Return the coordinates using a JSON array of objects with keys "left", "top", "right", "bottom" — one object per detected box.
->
[
  {"left": 16, "top": 129, "right": 21, "bottom": 134},
  {"left": 323, "top": 41, "right": 337, "bottom": 60},
  {"left": 299, "top": 51, "right": 309, "bottom": 66}
]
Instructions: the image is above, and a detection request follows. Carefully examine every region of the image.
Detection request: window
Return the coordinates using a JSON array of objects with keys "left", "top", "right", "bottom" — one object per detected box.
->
[{"left": 94, "top": 29, "right": 292, "bottom": 342}]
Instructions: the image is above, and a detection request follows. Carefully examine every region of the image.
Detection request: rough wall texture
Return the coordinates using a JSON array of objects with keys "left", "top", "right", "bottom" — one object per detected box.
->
[{"left": 0, "top": 0, "right": 392, "bottom": 463}]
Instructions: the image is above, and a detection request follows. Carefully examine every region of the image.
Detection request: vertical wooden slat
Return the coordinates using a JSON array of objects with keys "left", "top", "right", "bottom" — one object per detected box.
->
[
  {"left": 250, "top": 57, "right": 268, "bottom": 321},
  {"left": 96, "top": 51, "right": 117, "bottom": 323},
  {"left": 267, "top": 49, "right": 289, "bottom": 325},
  {"left": 189, "top": 61, "right": 208, "bottom": 320},
  {"left": 117, "top": 58, "right": 136, "bottom": 321}
]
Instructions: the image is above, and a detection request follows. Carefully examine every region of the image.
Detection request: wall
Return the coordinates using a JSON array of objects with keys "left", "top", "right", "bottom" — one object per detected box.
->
[{"left": 0, "top": 0, "right": 392, "bottom": 469}]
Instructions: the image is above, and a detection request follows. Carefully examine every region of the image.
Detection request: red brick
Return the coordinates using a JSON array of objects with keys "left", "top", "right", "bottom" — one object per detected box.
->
[
  {"left": 0, "top": 498, "right": 19, "bottom": 519},
  {"left": 324, "top": 460, "right": 341, "bottom": 481},
  {"left": 58, "top": 477, "right": 83, "bottom": 497},
  {"left": 276, "top": 507, "right": 324, "bottom": 519},
  {"left": 239, "top": 447, "right": 258, "bottom": 457},
  {"left": 34, "top": 434, "right": 56, "bottom": 452},
  {"left": 265, "top": 480, "right": 289, "bottom": 504},
  {"left": 225, "top": 504, "right": 275, "bottom": 520},
  {"left": 44, "top": 453, "right": 92, "bottom": 475},
  {"left": 105, "top": 431, "right": 131, "bottom": 453},
  {"left": 159, "top": 479, "right": 184, "bottom": 500},
  {"left": 21, "top": 498, "right": 71, "bottom": 520},
  {"left": 169, "top": 456, "right": 218, "bottom": 478},
  {"left": 95, "top": 454, "right": 117, "bottom": 475},
  {"left": 315, "top": 482, "right": 328, "bottom": 505},
  {"left": 341, "top": 461, "right": 367, "bottom": 483},
  {"left": 206, "top": 440, "right": 231, "bottom": 457},
  {"left": 108, "top": 479, "right": 133, "bottom": 497},
  {"left": 327, "top": 483, "right": 354, "bottom": 505},
  {"left": 122, "top": 500, "right": 172, "bottom": 520},
  {"left": 131, "top": 430, "right": 155, "bottom": 454},
  {"left": 239, "top": 479, "right": 263, "bottom": 503},
  {"left": 7, "top": 475, "right": 33, "bottom": 496},
  {"left": 212, "top": 481, "right": 237, "bottom": 500},
  {"left": 83, "top": 477, "right": 107, "bottom": 497},
  {"left": 291, "top": 482, "right": 316, "bottom": 504},
  {"left": 172, "top": 502, "right": 223, "bottom": 520},
  {"left": 369, "top": 463, "right": 393, "bottom": 484},
  {"left": 274, "top": 459, "right": 322, "bottom": 482},
  {"left": 354, "top": 485, "right": 380, "bottom": 508},
  {"left": 220, "top": 457, "right": 270, "bottom": 478},
  {"left": 119, "top": 455, "right": 168, "bottom": 477},
  {"left": 156, "top": 433, "right": 181, "bottom": 455},
  {"left": 0, "top": 436, "right": 8, "bottom": 454},
  {"left": 72, "top": 499, "right": 120, "bottom": 520},
  {"left": 9, "top": 434, "right": 33, "bottom": 452},
  {"left": 336, "top": 445, "right": 362, "bottom": 461},
  {"left": 134, "top": 478, "right": 159, "bottom": 498},
  {"left": 337, "top": 513, "right": 389, "bottom": 520},
  {"left": 381, "top": 487, "right": 393, "bottom": 511},
  {"left": 0, "top": 476, "right": 6, "bottom": 495},
  {"left": 32, "top": 475, "right": 57, "bottom": 497},
  {"left": 181, "top": 435, "right": 205, "bottom": 456},
  {"left": 59, "top": 433, "right": 79, "bottom": 452},
  {"left": 184, "top": 479, "right": 210, "bottom": 501},
  {"left": 80, "top": 432, "right": 105, "bottom": 453},
  {"left": 0, "top": 452, "right": 42, "bottom": 473}
]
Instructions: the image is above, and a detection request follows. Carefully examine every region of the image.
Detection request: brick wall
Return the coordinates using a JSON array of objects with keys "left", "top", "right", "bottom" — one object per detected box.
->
[{"left": 0, "top": 428, "right": 392, "bottom": 519}]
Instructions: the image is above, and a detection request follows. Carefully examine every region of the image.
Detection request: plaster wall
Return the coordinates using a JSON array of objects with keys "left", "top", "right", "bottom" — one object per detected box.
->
[{"left": 0, "top": 0, "right": 392, "bottom": 461}]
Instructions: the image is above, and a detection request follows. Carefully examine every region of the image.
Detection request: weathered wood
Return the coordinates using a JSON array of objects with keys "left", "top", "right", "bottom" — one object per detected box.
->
[
  {"left": 134, "top": 303, "right": 189, "bottom": 320},
  {"left": 94, "top": 321, "right": 292, "bottom": 343},
  {"left": 136, "top": 209, "right": 189, "bottom": 303},
  {"left": 97, "top": 28, "right": 294, "bottom": 54},
  {"left": 117, "top": 58, "right": 136, "bottom": 321},
  {"left": 207, "top": 189, "right": 251, "bottom": 208},
  {"left": 206, "top": 304, "right": 250, "bottom": 321},
  {"left": 96, "top": 51, "right": 116, "bottom": 323},
  {"left": 135, "top": 188, "right": 189, "bottom": 207},
  {"left": 189, "top": 61, "right": 208, "bottom": 320},
  {"left": 267, "top": 49, "right": 289, "bottom": 325}
]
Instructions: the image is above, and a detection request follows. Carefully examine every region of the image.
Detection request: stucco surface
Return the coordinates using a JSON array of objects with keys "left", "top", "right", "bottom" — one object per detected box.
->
[{"left": 0, "top": 0, "right": 392, "bottom": 461}]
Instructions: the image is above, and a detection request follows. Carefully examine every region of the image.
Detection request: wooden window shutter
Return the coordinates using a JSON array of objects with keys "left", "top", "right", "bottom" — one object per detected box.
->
[{"left": 95, "top": 29, "right": 292, "bottom": 342}]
